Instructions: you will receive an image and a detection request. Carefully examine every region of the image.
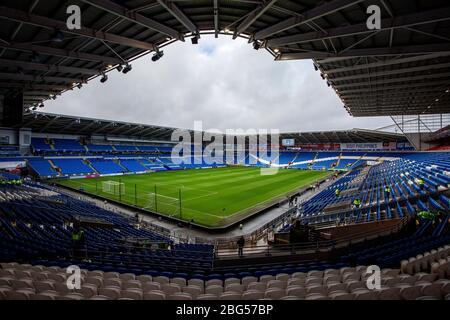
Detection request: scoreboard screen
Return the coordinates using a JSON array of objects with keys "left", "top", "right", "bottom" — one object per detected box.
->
[{"left": 282, "top": 139, "right": 295, "bottom": 146}]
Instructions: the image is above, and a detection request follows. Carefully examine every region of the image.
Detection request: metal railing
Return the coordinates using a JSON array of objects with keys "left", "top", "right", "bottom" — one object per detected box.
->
[{"left": 214, "top": 216, "right": 410, "bottom": 259}]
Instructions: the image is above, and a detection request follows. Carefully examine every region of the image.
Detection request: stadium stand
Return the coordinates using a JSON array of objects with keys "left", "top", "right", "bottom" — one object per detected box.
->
[
  {"left": 114, "top": 145, "right": 138, "bottom": 152},
  {"left": 0, "top": 248, "right": 449, "bottom": 300},
  {"left": 119, "top": 159, "right": 147, "bottom": 173},
  {"left": 3, "top": 136, "right": 450, "bottom": 301},
  {"left": 52, "top": 159, "right": 94, "bottom": 176},
  {"left": 0, "top": 172, "right": 21, "bottom": 181},
  {"left": 27, "top": 159, "right": 58, "bottom": 177},
  {"left": 279, "top": 152, "right": 450, "bottom": 229},
  {"left": 53, "top": 139, "right": 85, "bottom": 153},
  {"left": 158, "top": 157, "right": 182, "bottom": 170},
  {"left": 140, "top": 159, "right": 167, "bottom": 172},
  {"left": 30, "top": 138, "right": 53, "bottom": 153},
  {"left": 89, "top": 159, "right": 126, "bottom": 174},
  {"left": 86, "top": 145, "right": 114, "bottom": 153},
  {"left": 137, "top": 146, "right": 159, "bottom": 153}
]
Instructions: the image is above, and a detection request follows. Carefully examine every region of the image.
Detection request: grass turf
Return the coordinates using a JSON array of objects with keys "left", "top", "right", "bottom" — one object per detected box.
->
[{"left": 56, "top": 167, "right": 330, "bottom": 227}]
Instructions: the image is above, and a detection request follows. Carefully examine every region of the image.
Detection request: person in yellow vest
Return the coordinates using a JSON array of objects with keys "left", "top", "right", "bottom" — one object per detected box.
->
[
  {"left": 384, "top": 185, "right": 391, "bottom": 201},
  {"left": 418, "top": 178, "right": 425, "bottom": 191},
  {"left": 418, "top": 211, "right": 434, "bottom": 220},
  {"left": 71, "top": 223, "right": 86, "bottom": 260},
  {"left": 335, "top": 188, "right": 341, "bottom": 197},
  {"left": 353, "top": 198, "right": 362, "bottom": 209}
]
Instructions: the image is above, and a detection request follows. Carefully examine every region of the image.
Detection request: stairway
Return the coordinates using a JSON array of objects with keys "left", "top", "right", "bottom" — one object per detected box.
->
[
  {"left": 309, "top": 152, "right": 319, "bottom": 169},
  {"left": 46, "top": 138, "right": 55, "bottom": 150},
  {"left": 83, "top": 159, "right": 99, "bottom": 174},
  {"left": 48, "top": 159, "right": 62, "bottom": 176},
  {"left": 115, "top": 159, "right": 129, "bottom": 172},
  {"left": 334, "top": 153, "right": 342, "bottom": 169}
]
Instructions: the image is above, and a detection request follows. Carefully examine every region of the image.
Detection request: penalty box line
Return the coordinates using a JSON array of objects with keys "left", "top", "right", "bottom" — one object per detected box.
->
[
  {"left": 149, "top": 201, "right": 225, "bottom": 219},
  {"left": 135, "top": 182, "right": 219, "bottom": 203}
]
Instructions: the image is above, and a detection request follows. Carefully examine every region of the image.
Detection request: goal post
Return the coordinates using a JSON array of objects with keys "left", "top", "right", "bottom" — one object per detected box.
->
[
  {"left": 144, "top": 186, "right": 182, "bottom": 218},
  {"left": 102, "top": 181, "right": 125, "bottom": 196}
]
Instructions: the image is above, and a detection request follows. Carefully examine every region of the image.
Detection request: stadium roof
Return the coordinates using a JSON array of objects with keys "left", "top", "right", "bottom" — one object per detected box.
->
[
  {"left": 15, "top": 111, "right": 406, "bottom": 143},
  {"left": 17, "top": 111, "right": 184, "bottom": 141},
  {"left": 0, "top": 0, "right": 449, "bottom": 117},
  {"left": 280, "top": 128, "right": 406, "bottom": 143}
]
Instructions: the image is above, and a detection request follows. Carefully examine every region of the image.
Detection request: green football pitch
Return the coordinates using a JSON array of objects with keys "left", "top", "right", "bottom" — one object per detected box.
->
[{"left": 56, "top": 167, "right": 330, "bottom": 228}]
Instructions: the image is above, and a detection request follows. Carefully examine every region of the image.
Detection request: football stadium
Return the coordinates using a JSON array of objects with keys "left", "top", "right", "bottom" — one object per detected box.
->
[{"left": 0, "top": 0, "right": 450, "bottom": 308}]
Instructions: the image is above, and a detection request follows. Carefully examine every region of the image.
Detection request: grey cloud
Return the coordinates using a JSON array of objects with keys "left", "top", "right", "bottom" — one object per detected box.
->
[{"left": 44, "top": 36, "right": 393, "bottom": 133}]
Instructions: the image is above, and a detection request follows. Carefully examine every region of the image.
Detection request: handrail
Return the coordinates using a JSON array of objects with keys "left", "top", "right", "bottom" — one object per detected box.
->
[{"left": 215, "top": 216, "right": 410, "bottom": 258}]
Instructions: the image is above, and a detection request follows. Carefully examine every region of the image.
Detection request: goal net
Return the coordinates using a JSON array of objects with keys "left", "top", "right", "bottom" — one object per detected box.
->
[
  {"left": 145, "top": 192, "right": 180, "bottom": 217},
  {"left": 102, "top": 181, "right": 125, "bottom": 196}
]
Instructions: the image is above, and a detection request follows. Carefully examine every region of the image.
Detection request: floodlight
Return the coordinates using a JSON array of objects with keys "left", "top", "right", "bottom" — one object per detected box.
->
[
  {"left": 122, "top": 63, "right": 132, "bottom": 74},
  {"left": 100, "top": 73, "right": 108, "bottom": 83},
  {"left": 151, "top": 50, "right": 164, "bottom": 62}
]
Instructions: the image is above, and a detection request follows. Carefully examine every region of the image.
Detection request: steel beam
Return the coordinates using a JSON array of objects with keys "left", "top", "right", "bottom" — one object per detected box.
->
[
  {"left": 337, "top": 81, "right": 450, "bottom": 94},
  {"left": 323, "top": 53, "right": 450, "bottom": 75},
  {"left": 24, "top": 91, "right": 60, "bottom": 96},
  {"left": 340, "top": 87, "right": 449, "bottom": 99},
  {"left": 254, "top": 0, "right": 364, "bottom": 40},
  {"left": 0, "top": 82, "right": 72, "bottom": 91},
  {"left": 81, "top": 0, "right": 183, "bottom": 40},
  {"left": 0, "top": 58, "right": 98, "bottom": 75},
  {"left": 266, "top": 7, "right": 450, "bottom": 47},
  {"left": 329, "top": 62, "right": 450, "bottom": 82},
  {"left": 0, "top": 72, "right": 83, "bottom": 84},
  {"left": 347, "top": 103, "right": 450, "bottom": 110},
  {"left": 214, "top": 0, "right": 220, "bottom": 38},
  {"left": 343, "top": 96, "right": 449, "bottom": 105},
  {"left": 0, "top": 6, "right": 155, "bottom": 51},
  {"left": 157, "top": 0, "right": 197, "bottom": 34},
  {"left": 234, "top": 0, "right": 277, "bottom": 39},
  {"left": 0, "top": 42, "right": 122, "bottom": 65},
  {"left": 335, "top": 72, "right": 450, "bottom": 89},
  {"left": 278, "top": 43, "right": 450, "bottom": 60},
  {"left": 349, "top": 107, "right": 450, "bottom": 116}
]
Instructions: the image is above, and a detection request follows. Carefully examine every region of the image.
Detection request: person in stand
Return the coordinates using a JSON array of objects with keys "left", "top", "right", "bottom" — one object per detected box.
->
[
  {"left": 71, "top": 222, "right": 86, "bottom": 260},
  {"left": 353, "top": 198, "right": 362, "bottom": 209},
  {"left": 335, "top": 188, "right": 341, "bottom": 197},
  {"left": 237, "top": 236, "right": 245, "bottom": 257},
  {"left": 417, "top": 178, "right": 425, "bottom": 191},
  {"left": 384, "top": 185, "right": 391, "bottom": 202}
]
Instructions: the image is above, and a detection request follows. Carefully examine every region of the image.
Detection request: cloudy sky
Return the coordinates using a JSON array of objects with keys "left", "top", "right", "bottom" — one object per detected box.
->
[{"left": 44, "top": 35, "right": 394, "bottom": 133}]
